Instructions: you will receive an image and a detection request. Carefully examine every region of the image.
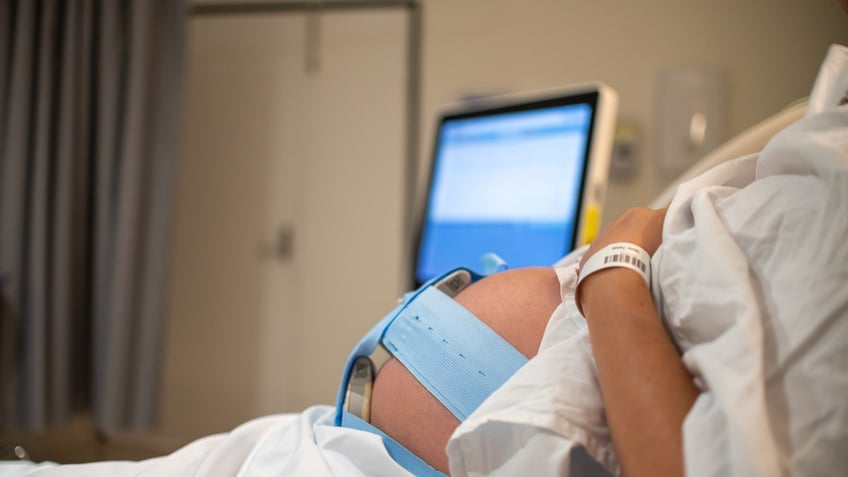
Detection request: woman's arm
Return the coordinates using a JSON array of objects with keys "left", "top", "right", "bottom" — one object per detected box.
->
[{"left": 577, "top": 207, "right": 698, "bottom": 477}]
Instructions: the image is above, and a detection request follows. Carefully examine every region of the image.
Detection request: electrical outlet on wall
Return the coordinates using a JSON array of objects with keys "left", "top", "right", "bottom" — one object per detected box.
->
[{"left": 610, "top": 119, "right": 641, "bottom": 182}]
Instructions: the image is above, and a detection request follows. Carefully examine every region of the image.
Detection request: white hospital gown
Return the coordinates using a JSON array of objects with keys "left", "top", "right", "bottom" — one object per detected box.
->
[
  {"left": 448, "top": 43, "right": 848, "bottom": 477},
  {"left": 662, "top": 47, "right": 848, "bottom": 475}
]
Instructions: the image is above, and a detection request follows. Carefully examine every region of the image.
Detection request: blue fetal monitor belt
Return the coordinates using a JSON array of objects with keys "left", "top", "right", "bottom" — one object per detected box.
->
[{"left": 334, "top": 267, "right": 528, "bottom": 477}]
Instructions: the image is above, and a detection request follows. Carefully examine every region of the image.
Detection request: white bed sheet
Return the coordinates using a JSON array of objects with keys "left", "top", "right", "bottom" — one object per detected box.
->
[
  {"left": 0, "top": 406, "right": 418, "bottom": 476},
  {"left": 448, "top": 43, "right": 848, "bottom": 477}
]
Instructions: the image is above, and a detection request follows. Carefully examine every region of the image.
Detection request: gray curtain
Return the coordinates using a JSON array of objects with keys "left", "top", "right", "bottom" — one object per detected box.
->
[{"left": 0, "top": 0, "right": 185, "bottom": 432}]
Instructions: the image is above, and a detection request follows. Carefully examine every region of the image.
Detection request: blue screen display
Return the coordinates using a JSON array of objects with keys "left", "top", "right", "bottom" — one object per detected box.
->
[{"left": 415, "top": 101, "right": 593, "bottom": 284}]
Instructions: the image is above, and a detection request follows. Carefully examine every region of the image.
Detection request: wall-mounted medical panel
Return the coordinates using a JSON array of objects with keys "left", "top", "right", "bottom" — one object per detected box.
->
[{"left": 656, "top": 68, "right": 725, "bottom": 178}]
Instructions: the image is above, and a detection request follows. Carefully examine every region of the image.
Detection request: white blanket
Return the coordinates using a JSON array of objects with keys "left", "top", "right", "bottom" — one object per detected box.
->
[
  {"left": 0, "top": 406, "right": 423, "bottom": 476},
  {"left": 448, "top": 43, "right": 848, "bottom": 477},
  {"left": 4, "top": 44, "right": 846, "bottom": 477},
  {"left": 663, "top": 49, "right": 848, "bottom": 476}
]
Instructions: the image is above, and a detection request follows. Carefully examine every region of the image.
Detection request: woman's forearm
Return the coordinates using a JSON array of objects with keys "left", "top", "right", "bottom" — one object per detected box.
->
[{"left": 579, "top": 268, "right": 698, "bottom": 477}]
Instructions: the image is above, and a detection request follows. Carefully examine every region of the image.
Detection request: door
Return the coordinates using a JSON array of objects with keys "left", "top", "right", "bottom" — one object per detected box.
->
[{"left": 162, "top": 8, "right": 408, "bottom": 439}]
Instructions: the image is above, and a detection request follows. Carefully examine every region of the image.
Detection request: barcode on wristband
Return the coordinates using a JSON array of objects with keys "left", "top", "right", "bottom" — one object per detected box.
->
[{"left": 603, "top": 254, "right": 647, "bottom": 273}]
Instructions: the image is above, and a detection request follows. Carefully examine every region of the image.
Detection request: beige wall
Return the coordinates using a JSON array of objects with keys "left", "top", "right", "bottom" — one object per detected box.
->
[{"left": 419, "top": 0, "right": 847, "bottom": 222}]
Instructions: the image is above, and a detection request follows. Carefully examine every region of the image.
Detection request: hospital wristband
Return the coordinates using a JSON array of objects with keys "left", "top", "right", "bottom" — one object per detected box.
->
[{"left": 575, "top": 242, "right": 652, "bottom": 315}]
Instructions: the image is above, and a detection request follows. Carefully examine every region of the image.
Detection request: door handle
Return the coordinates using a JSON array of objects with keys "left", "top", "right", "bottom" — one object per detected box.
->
[{"left": 260, "top": 224, "right": 294, "bottom": 262}]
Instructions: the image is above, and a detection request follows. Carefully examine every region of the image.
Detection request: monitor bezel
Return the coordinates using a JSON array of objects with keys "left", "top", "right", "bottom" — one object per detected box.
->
[{"left": 412, "top": 85, "right": 616, "bottom": 287}]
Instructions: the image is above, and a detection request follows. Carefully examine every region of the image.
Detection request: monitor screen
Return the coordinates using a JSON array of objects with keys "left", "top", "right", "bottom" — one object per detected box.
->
[{"left": 414, "top": 90, "right": 605, "bottom": 285}]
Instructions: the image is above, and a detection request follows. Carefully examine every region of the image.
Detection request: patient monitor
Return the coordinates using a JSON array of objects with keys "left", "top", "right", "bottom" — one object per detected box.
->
[{"left": 413, "top": 84, "right": 618, "bottom": 285}]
